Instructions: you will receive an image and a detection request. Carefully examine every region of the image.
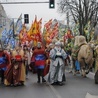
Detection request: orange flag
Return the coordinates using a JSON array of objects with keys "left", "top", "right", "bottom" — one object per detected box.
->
[
  {"left": 43, "top": 19, "right": 52, "bottom": 45},
  {"left": 19, "top": 24, "right": 29, "bottom": 43},
  {"left": 27, "top": 16, "right": 42, "bottom": 46},
  {"left": 50, "top": 22, "right": 59, "bottom": 39},
  {"left": 44, "top": 19, "right": 52, "bottom": 30}
]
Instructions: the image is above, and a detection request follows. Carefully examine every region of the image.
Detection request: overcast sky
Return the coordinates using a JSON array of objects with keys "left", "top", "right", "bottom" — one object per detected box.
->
[{"left": 1, "top": 0, "right": 66, "bottom": 26}]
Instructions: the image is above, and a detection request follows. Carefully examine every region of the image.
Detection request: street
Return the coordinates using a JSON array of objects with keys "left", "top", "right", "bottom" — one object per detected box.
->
[
  {"left": 0, "top": 1, "right": 98, "bottom": 98},
  {"left": 0, "top": 70, "right": 98, "bottom": 98}
]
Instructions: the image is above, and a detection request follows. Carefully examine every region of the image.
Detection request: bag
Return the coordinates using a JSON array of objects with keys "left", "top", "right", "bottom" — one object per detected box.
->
[
  {"left": 94, "top": 70, "right": 98, "bottom": 84},
  {"left": 15, "top": 55, "right": 22, "bottom": 61}
]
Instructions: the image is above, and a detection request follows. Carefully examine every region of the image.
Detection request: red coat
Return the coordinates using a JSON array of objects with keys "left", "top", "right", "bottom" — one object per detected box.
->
[{"left": 32, "top": 47, "right": 46, "bottom": 66}]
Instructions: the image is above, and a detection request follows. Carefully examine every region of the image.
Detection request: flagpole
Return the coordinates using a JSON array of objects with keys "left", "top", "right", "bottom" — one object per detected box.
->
[{"left": 13, "top": 18, "right": 15, "bottom": 38}]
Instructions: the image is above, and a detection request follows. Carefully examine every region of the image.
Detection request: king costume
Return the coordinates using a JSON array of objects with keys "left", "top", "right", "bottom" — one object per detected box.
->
[{"left": 45, "top": 41, "right": 67, "bottom": 85}]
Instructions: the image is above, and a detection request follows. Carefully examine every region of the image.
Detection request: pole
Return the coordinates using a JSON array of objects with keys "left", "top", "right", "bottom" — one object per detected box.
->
[{"left": 0, "top": 1, "right": 49, "bottom": 4}]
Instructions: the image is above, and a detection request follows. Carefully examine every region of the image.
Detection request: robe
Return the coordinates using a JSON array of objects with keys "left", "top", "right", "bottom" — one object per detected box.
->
[{"left": 45, "top": 47, "right": 67, "bottom": 84}]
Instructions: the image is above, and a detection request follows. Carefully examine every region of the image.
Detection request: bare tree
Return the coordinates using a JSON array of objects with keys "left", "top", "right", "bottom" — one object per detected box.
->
[{"left": 57, "top": 0, "right": 98, "bottom": 35}]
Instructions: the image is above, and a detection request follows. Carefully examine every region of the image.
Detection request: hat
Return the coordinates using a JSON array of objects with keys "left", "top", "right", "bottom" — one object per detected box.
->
[
  {"left": 55, "top": 41, "right": 61, "bottom": 46},
  {"left": 49, "top": 43, "right": 53, "bottom": 47},
  {"left": 6, "top": 46, "right": 10, "bottom": 50},
  {"left": 37, "top": 42, "right": 41, "bottom": 48}
]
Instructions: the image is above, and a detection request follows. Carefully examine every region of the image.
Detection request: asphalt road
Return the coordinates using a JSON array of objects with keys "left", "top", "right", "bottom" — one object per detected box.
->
[{"left": 0, "top": 70, "right": 98, "bottom": 98}]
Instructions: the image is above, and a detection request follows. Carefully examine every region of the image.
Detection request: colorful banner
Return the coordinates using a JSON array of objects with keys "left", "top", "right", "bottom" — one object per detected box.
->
[
  {"left": 27, "top": 16, "right": 42, "bottom": 46},
  {"left": 15, "top": 14, "right": 22, "bottom": 34}
]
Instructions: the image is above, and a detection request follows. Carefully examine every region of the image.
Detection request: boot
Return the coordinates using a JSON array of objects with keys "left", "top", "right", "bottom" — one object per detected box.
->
[
  {"left": 37, "top": 76, "right": 40, "bottom": 83},
  {"left": 57, "top": 81, "right": 63, "bottom": 86},
  {"left": 37, "top": 69, "right": 41, "bottom": 83},
  {"left": 42, "top": 77, "right": 46, "bottom": 83},
  {"left": 1, "top": 70, "right": 4, "bottom": 84}
]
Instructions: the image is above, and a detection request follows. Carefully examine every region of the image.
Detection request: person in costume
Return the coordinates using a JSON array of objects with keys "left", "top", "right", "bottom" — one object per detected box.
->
[
  {"left": 23, "top": 45, "right": 28, "bottom": 78},
  {"left": 30, "top": 47, "right": 37, "bottom": 73},
  {"left": 0, "top": 45, "right": 10, "bottom": 84},
  {"left": 45, "top": 41, "right": 67, "bottom": 86},
  {"left": 32, "top": 42, "right": 47, "bottom": 83},
  {"left": 5, "top": 46, "right": 25, "bottom": 86},
  {"left": 44, "top": 43, "right": 55, "bottom": 76},
  {"left": 23, "top": 45, "right": 32, "bottom": 78}
]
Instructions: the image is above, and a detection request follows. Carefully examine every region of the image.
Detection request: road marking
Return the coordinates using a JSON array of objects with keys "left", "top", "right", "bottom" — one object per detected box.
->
[
  {"left": 46, "top": 71, "right": 95, "bottom": 98},
  {"left": 48, "top": 83, "right": 62, "bottom": 98}
]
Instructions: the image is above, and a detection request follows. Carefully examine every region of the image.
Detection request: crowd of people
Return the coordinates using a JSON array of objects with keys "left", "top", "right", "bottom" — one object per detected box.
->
[{"left": 0, "top": 40, "right": 69, "bottom": 86}]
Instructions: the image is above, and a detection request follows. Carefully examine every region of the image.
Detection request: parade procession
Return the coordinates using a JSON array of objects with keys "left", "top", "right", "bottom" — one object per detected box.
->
[
  {"left": 0, "top": 0, "right": 98, "bottom": 98},
  {"left": 0, "top": 14, "right": 98, "bottom": 87}
]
